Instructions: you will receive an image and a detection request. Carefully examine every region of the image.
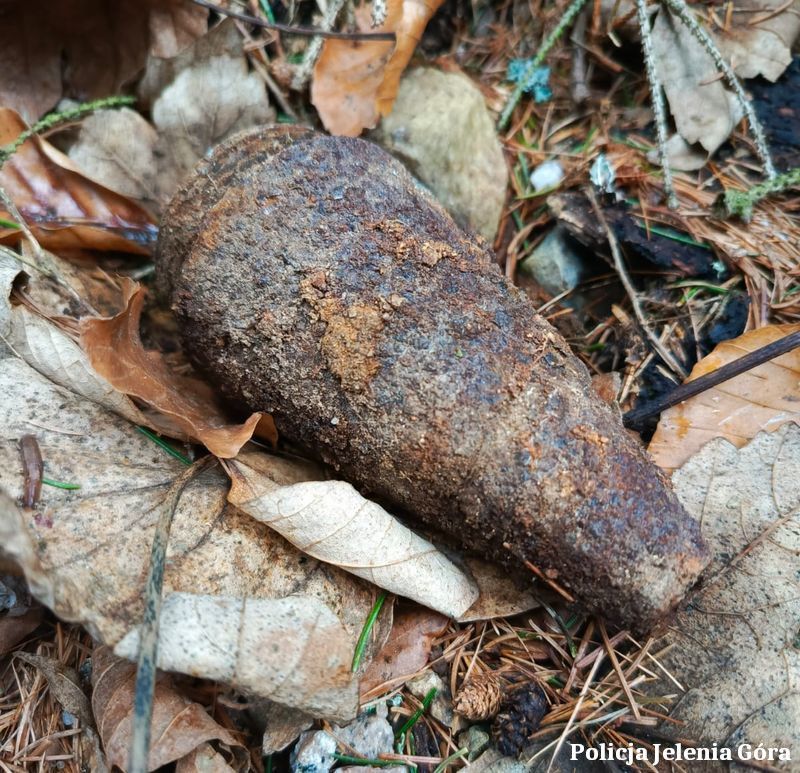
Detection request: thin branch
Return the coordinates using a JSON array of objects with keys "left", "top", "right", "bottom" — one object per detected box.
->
[
  {"left": 192, "top": 0, "right": 395, "bottom": 40},
  {"left": 291, "top": 0, "right": 349, "bottom": 90},
  {"left": 623, "top": 329, "right": 800, "bottom": 428}
]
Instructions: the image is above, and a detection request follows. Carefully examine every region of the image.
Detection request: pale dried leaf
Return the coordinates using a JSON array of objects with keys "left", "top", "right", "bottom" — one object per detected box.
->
[
  {"left": 114, "top": 593, "right": 359, "bottom": 721},
  {"left": 176, "top": 744, "right": 236, "bottom": 773},
  {"left": 92, "top": 646, "right": 244, "bottom": 771},
  {"left": 68, "top": 108, "right": 160, "bottom": 204},
  {"left": 149, "top": 1, "right": 209, "bottom": 59},
  {"left": 716, "top": 0, "right": 800, "bottom": 81},
  {"left": 652, "top": 8, "right": 743, "bottom": 155},
  {"left": 226, "top": 451, "right": 480, "bottom": 618},
  {"left": 656, "top": 424, "right": 800, "bottom": 762},
  {"left": 80, "top": 284, "right": 263, "bottom": 458},
  {"left": 649, "top": 324, "right": 800, "bottom": 472},
  {"left": 147, "top": 20, "right": 276, "bottom": 200},
  {"left": 457, "top": 558, "right": 540, "bottom": 622},
  {"left": 0, "top": 109, "right": 157, "bottom": 254}
]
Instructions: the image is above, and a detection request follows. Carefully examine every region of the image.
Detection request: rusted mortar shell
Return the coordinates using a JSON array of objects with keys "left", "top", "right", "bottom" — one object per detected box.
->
[{"left": 157, "top": 127, "right": 708, "bottom": 632}]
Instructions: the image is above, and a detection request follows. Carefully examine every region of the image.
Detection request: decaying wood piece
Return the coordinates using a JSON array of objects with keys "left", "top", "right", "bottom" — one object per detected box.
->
[{"left": 157, "top": 126, "right": 708, "bottom": 631}]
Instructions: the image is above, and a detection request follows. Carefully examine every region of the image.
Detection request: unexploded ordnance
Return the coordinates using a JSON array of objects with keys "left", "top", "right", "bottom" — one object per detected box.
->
[{"left": 157, "top": 126, "right": 708, "bottom": 631}]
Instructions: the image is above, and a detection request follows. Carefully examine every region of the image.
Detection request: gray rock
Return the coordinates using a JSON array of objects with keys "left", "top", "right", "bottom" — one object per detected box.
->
[
  {"left": 291, "top": 730, "right": 337, "bottom": 773},
  {"left": 458, "top": 724, "right": 491, "bottom": 760},
  {"left": 530, "top": 159, "right": 564, "bottom": 192},
  {"left": 468, "top": 749, "right": 528, "bottom": 773},
  {"left": 374, "top": 67, "right": 507, "bottom": 242},
  {"left": 518, "top": 225, "right": 587, "bottom": 297},
  {"left": 334, "top": 704, "right": 394, "bottom": 760},
  {"left": 405, "top": 670, "right": 454, "bottom": 727}
]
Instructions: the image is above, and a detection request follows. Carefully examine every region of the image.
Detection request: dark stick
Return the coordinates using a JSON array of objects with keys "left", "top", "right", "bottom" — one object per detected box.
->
[
  {"left": 193, "top": 0, "right": 396, "bottom": 40},
  {"left": 623, "top": 329, "right": 800, "bottom": 428}
]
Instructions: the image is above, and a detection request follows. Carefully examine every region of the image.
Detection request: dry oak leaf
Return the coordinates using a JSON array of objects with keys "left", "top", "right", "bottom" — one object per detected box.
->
[
  {"left": 226, "top": 450, "right": 480, "bottom": 618},
  {"left": 360, "top": 606, "right": 449, "bottom": 697},
  {"left": 312, "top": 0, "right": 444, "bottom": 136},
  {"left": 649, "top": 323, "right": 800, "bottom": 472},
  {"left": 91, "top": 645, "right": 245, "bottom": 772},
  {"left": 0, "top": 108, "right": 157, "bottom": 254},
  {"left": 80, "top": 283, "right": 265, "bottom": 458},
  {"left": 0, "top": 0, "right": 207, "bottom": 123},
  {"left": 0, "top": 315, "right": 389, "bottom": 719},
  {"left": 655, "top": 424, "right": 800, "bottom": 766}
]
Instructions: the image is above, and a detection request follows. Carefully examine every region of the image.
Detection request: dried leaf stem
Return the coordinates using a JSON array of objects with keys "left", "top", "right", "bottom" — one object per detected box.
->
[
  {"left": 635, "top": 0, "right": 677, "bottom": 209},
  {"left": 661, "top": 0, "right": 776, "bottom": 179},
  {"left": 191, "top": 0, "right": 395, "bottom": 40},
  {"left": 498, "top": 0, "right": 590, "bottom": 130},
  {"left": 129, "top": 457, "right": 216, "bottom": 773},
  {"left": 623, "top": 328, "right": 800, "bottom": 428}
]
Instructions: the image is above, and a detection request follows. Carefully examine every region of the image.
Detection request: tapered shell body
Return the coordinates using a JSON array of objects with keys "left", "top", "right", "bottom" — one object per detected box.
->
[{"left": 158, "top": 126, "right": 707, "bottom": 631}]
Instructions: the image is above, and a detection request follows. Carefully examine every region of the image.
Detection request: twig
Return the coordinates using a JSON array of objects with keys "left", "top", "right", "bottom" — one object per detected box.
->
[
  {"left": 661, "top": 0, "right": 776, "bottom": 179},
  {"left": 192, "top": 0, "right": 395, "bottom": 40},
  {"left": 129, "top": 457, "right": 216, "bottom": 773},
  {"left": 585, "top": 188, "right": 688, "bottom": 379},
  {"left": 716, "top": 165, "right": 800, "bottom": 220},
  {"left": 569, "top": 7, "right": 591, "bottom": 104},
  {"left": 634, "top": 0, "right": 677, "bottom": 209},
  {"left": 498, "top": 0, "right": 590, "bottom": 130},
  {"left": 622, "top": 328, "right": 800, "bottom": 428},
  {"left": 291, "top": 0, "right": 349, "bottom": 90}
]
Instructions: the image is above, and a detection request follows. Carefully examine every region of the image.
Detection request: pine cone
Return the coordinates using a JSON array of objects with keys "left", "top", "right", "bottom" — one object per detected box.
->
[
  {"left": 491, "top": 682, "right": 548, "bottom": 757},
  {"left": 453, "top": 672, "right": 503, "bottom": 720}
]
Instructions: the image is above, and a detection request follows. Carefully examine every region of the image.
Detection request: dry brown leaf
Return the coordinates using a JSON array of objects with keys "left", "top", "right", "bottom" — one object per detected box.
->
[
  {"left": 375, "top": 0, "right": 445, "bottom": 116},
  {"left": 0, "top": 607, "right": 43, "bottom": 654},
  {"left": 0, "top": 109, "right": 157, "bottom": 254},
  {"left": 311, "top": 5, "right": 399, "bottom": 137},
  {"left": 0, "top": 290, "right": 392, "bottom": 718},
  {"left": 91, "top": 646, "right": 244, "bottom": 772},
  {"left": 312, "top": 0, "right": 444, "bottom": 136},
  {"left": 0, "top": 0, "right": 206, "bottom": 123},
  {"left": 258, "top": 702, "right": 313, "bottom": 755},
  {"left": 654, "top": 424, "right": 800, "bottom": 764},
  {"left": 648, "top": 324, "right": 800, "bottom": 472},
  {"left": 360, "top": 606, "right": 448, "bottom": 696},
  {"left": 226, "top": 450, "right": 479, "bottom": 617},
  {"left": 80, "top": 284, "right": 264, "bottom": 458},
  {"left": 176, "top": 744, "right": 237, "bottom": 773}
]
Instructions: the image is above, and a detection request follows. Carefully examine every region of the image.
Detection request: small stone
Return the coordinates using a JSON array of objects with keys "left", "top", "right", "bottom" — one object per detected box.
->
[
  {"left": 406, "top": 670, "right": 453, "bottom": 727},
  {"left": 457, "top": 725, "right": 491, "bottom": 760},
  {"left": 333, "top": 705, "right": 394, "bottom": 760},
  {"left": 518, "top": 225, "right": 588, "bottom": 297},
  {"left": 290, "top": 730, "right": 337, "bottom": 773},
  {"left": 374, "top": 67, "right": 507, "bottom": 242},
  {"left": 529, "top": 160, "right": 564, "bottom": 192}
]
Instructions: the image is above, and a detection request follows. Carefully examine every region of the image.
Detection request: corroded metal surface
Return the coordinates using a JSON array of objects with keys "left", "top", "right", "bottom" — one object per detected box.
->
[{"left": 158, "top": 127, "right": 708, "bottom": 631}]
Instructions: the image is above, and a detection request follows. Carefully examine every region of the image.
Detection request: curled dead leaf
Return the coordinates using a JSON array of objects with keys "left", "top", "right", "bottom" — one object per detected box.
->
[
  {"left": 91, "top": 646, "right": 245, "bottom": 771},
  {"left": 226, "top": 450, "right": 480, "bottom": 617},
  {"left": 648, "top": 323, "right": 800, "bottom": 471},
  {"left": 80, "top": 284, "right": 265, "bottom": 458},
  {"left": 0, "top": 109, "right": 157, "bottom": 254}
]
